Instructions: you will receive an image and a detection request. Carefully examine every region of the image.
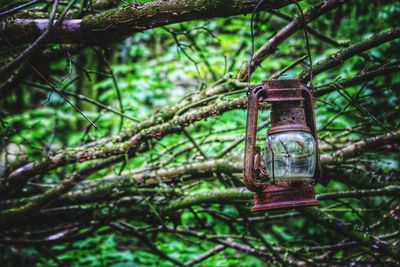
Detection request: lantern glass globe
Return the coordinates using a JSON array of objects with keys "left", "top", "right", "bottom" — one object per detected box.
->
[{"left": 264, "top": 131, "right": 316, "bottom": 181}]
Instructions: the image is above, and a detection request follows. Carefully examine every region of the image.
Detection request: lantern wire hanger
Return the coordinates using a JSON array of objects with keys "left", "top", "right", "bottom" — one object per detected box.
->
[
  {"left": 247, "top": 0, "right": 314, "bottom": 90},
  {"left": 246, "top": 0, "right": 317, "bottom": 184},
  {"left": 292, "top": 1, "right": 314, "bottom": 89},
  {"left": 246, "top": 0, "right": 265, "bottom": 96}
]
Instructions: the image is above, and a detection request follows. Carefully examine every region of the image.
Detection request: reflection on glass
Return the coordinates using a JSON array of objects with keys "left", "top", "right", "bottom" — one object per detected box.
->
[{"left": 265, "top": 131, "right": 316, "bottom": 181}]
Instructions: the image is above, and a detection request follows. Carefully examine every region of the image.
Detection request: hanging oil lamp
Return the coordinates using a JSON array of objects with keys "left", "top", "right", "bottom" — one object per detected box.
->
[{"left": 243, "top": 79, "right": 321, "bottom": 211}]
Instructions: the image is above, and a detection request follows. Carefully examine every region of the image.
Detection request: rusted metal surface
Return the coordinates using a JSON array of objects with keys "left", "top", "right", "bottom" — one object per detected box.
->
[
  {"left": 261, "top": 79, "right": 303, "bottom": 102},
  {"left": 243, "top": 78, "right": 321, "bottom": 211},
  {"left": 269, "top": 102, "right": 310, "bottom": 134},
  {"left": 260, "top": 79, "right": 312, "bottom": 135},
  {"left": 243, "top": 85, "right": 267, "bottom": 192},
  {"left": 252, "top": 181, "right": 319, "bottom": 211}
]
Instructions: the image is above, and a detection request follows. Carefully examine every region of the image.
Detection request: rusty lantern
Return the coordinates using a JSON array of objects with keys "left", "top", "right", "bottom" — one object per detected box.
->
[{"left": 243, "top": 79, "right": 321, "bottom": 211}]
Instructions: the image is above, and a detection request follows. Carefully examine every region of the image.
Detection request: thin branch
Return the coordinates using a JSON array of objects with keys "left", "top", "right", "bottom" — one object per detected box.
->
[
  {"left": 112, "top": 222, "right": 184, "bottom": 267},
  {"left": 320, "top": 130, "right": 400, "bottom": 164},
  {"left": 27, "top": 81, "right": 139, "bottom": 122},
  {"left": 302, "top": 207, "right": 399, "bottom": 259},
  {"left": 0, "top": 96, "right": 248, "bottom": 194},
  {"left": 315, "top": 64, "right": 400, "bottom": 97},
  {"left": 269, "top": 9, "right": 347, "bottom": 47},
  {"left": 269, "top": 55, "right": 308, "bottom": 79},
  {"left": 0, "top": 0, "right": 77, "bottom": 76},
  {"left": 299, "top": 27, "right": 400, "bottom": 82},
  {"left": 184, "top": 245, "right": 226, "bottom": 266},
  {"left": 92, "top": 47, "right": 126, "bottom": 131},
  {"left": 0, "top": 155, "right": 124, "bottom": 223},
  {"left": 0, "top": 0, "right": 41, "bottom": 19},
  {"left": 237, "top": 0, "right": 349, "bottom": 80},
  {"left": 183, "top": 128, "right": 208, "bottom": 159}
]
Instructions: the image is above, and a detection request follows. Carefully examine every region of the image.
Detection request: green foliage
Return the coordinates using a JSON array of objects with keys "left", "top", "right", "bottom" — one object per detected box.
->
[{"left": 0, "top": 0, "right": 399, "bottom": 266}]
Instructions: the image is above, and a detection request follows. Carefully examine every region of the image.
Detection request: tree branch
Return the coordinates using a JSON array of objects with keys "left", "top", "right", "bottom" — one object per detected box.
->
[
  {"left": 299, "top": 27, "right": 400, "bottom": 82},
  {"left": 0, "top": 95, "right": 248, "bottom": 194},
  {"left": 320, "top": 130, "right": 400, "bottom": 165},
  {"left": 0, "top": 0, "right": 293, "bottom": 45},
  {"left": 0, "top": 0, "right": 77, "bottom": 76},
  {"left": 184, "top": 244, "right": 226, "bottom": 266},
  {"left": 315, "top": 64, "right": 400, "bottom": 97},
  {"left": 302, "top": 207, "right": 399, "bottom": 259}
]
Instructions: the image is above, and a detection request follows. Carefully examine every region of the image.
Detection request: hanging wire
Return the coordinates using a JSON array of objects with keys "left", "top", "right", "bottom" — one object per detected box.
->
[
  {"left": 292, "top": 1, "right": 314, "bottom": 88},
  {"left": 247, "top": 0, "right": 266, "bottom": 95},
  {"left": 293, "top": 1, "right": 321, "bottom": 185},
  {"left": 248, "top": 1, "right": 314, "bottom": 88},
  {"left": 246, "top": 0, "right": 272, "bottom": 182}
]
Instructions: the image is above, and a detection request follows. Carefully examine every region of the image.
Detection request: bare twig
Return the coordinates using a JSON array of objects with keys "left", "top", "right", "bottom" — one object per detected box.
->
[
  {"left": 237, "top": 0, "right": 349, "bottom": 80},
  {"left": 0, "top": 0, "right": 76, "bottom": 76},
  {"left": 299, "top": 27, "right": 400, "bottom": 82},
  {"left": 184, "top": 244, "right": 226, "bottom": 266}
]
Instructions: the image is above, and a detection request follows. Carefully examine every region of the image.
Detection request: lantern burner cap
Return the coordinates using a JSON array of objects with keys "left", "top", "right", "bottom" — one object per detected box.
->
[{"left": 252, "top": 181, "right": 319, "bottom": 212}]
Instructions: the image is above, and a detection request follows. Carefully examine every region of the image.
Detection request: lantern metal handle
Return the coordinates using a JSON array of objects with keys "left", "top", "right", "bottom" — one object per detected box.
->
[
  {"left": 301, "top": 85, "right": 322, "bottom": 184},
  {"left": 243, "top": 86, "right": 267, "bottom": 192}
]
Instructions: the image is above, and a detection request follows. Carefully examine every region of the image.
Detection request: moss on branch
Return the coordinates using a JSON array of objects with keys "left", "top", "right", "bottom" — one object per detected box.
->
[
  {"left": 302, "top": 207, "right": 400, "bottom": 259},
  {"left": 0, "top": 0, "right": 292, "bottom": 45}
]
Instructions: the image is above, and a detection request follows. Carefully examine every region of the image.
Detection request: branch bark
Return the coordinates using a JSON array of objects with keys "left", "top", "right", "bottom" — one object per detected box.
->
[
  {"left": 2, "top": 184, "right": 399, "bottom": 229},
  {"left": 0, "top": 0, "right": 292, "bottom": 45},
  {"left": 0, "top": 95, "right": 248, "bottom": 195},
  {"left": 302, "top": 207, "right": 400, "bottom": 259},
  {"left": 320, "top": 130, "right": 400, "bottom": 165},
  {"left": 315, "top": 64, "right": 400, "bottom": 97}
]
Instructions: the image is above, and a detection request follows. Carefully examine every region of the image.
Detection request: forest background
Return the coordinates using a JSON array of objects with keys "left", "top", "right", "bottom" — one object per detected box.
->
[{"left": 0, "top": 0, "right": 399, "bottom": 266}]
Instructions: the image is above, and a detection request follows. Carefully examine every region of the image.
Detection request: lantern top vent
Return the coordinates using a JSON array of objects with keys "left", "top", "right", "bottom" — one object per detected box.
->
[{"left": 262, "top": 79, "right": 304, "bottom": 102}]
